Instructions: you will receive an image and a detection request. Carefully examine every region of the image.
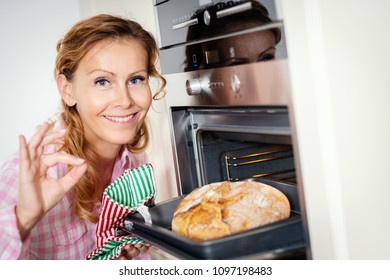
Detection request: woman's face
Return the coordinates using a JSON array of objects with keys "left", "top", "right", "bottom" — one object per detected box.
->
[
  {"left": 67, "top": 39, "right": 151, "bottom": 152},
  {"left": 200, "top": 19, "right": 278, "bottom": 69},
  {"left": 219, "top": 30, "right": 276, "bottom": 64}
]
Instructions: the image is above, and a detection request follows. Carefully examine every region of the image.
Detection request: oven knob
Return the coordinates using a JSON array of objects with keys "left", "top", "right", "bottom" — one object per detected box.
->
[
  {"left": 231, "top": 74, "right": 241, "bottom": 93},
  {"left": 203, "top": 10, "right": 211, "bottom": 26},
  {"left": 186, "top": 78, "right": 203, "bottom": 95}
]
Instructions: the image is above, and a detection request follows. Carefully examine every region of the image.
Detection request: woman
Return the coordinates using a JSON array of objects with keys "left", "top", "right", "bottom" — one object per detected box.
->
[{"left": 0, "top": 14, "right": 166, "bottom": 260}]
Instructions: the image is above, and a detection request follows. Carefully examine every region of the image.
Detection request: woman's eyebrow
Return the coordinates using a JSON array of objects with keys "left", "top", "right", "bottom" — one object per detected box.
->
[
  {"left": 258, "top": 46, "right": 276, "bottom": 57},
  {"left": 87, "top": 68, "right": 115, "bottom": 75},
  {"left": 87, "top": 69, "right": 148, "bottom": 76}
]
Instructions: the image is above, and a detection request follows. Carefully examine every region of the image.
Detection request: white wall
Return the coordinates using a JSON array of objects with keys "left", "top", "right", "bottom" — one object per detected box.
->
[
  {"left": 282, "top": 0, "right": 390, "bottom": 259},
  {"left": 0, "top": 0, "right": 81, "bottom": 162}
]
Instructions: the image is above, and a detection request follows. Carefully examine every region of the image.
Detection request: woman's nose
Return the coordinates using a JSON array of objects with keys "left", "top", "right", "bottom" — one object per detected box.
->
[{"left": 114, "top": 85, "right": 134, "bottom": 108}]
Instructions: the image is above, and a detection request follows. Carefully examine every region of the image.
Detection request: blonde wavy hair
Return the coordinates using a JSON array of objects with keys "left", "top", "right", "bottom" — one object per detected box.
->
[{"left": 55, "top": 14, "right": 166, "bottom": 223}]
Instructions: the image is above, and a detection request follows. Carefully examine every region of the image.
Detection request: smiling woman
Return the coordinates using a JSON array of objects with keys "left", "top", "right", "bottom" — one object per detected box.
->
[
  {"left": 57, "top": 39, "right": 152, "bottom": 153},
  {"left": 0, "top": 14, "right": 166, "bottom": 260}
]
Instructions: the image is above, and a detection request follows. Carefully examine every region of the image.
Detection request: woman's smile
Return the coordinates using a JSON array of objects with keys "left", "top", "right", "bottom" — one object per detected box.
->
[{"left": 103, "top": 112, "right": 138, "bottom": 124}]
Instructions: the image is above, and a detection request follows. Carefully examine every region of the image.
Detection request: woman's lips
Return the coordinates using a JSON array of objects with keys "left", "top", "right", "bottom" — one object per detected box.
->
[{"left": 103, "top": 113, "right": 137, "bottom": 123}]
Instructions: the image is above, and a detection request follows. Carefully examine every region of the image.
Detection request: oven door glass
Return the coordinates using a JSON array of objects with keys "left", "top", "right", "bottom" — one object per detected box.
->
[{"left": 170, "top": 106, "right": 295, "bottom": 195}]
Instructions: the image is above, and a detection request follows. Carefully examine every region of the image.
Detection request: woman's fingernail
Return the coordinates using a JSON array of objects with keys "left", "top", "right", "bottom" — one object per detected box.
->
[
  {"left": 58, "top": 129, "right": 66, "bottom": 134},
  {"left": 77, "top": 158, "right": 85, "bottom": 163}
]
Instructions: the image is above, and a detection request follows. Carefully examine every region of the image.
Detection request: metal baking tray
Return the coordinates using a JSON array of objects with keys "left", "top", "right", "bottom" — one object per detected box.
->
[{"left": 123, "top": 179, "right": 306, "bottom": 259}]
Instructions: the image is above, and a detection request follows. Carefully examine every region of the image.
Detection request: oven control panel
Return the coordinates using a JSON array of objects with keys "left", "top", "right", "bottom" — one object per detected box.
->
[
  {"left": 185, "top": 74, "right": 241, "bottom": 96},
  {"left": 186, "top": 78, "right": 226, "bottom": 95},
  {"left": 165, "top": 59, "right": 290, "bottom": 107}
]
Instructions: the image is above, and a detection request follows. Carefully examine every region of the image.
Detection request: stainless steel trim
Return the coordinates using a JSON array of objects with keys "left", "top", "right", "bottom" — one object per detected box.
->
[
  {"left": 216, "top": 2, "right": 252, "bottom": 18},
  {"left": 172, "top": 18, "right": 199, "bottom": 30},
  {"left": 163, "top": 21, "right": 283, "bottom": 49}
]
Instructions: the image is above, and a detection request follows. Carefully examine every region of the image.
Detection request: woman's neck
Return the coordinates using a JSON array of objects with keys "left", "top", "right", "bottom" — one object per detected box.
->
[
  {"left": 97, "top": 160, "right": 115, "bottom": 189},
  {"left": 92, "top": 144, "right": 122, "bottom": 191}
]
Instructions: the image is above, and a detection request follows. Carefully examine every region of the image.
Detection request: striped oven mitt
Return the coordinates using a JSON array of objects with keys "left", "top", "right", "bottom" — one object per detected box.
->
[{"left": 85, "top": 163, "right": 156, "bottom": 260}]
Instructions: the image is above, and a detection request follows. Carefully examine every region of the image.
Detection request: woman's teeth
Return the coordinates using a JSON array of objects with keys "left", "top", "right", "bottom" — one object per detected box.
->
[{"left": 105, "top": 115, "right": 134, "bottom": 123}]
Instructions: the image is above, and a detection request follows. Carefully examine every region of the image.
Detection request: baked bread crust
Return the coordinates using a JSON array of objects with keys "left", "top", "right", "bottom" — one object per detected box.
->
[{"left": 171, "top": 181, "right": 291, "bottom": 241}]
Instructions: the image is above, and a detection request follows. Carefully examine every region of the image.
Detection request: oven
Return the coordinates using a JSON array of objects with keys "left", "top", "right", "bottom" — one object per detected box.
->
[{"left": 125, "top": 0, "right": 310, "bottom": 259}]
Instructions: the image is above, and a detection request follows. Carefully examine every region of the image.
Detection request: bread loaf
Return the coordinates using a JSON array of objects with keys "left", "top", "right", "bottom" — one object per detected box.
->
[{"left": 171, "top": 181, "right": 290, "bottom": 241}]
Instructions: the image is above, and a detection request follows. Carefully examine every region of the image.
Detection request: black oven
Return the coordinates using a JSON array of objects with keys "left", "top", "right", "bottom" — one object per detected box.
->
[{"left": 125, "top": 0, "right": 310, "bottom": 259}]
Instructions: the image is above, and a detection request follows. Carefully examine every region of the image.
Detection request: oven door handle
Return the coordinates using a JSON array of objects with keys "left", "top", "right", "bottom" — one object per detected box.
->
[
  {"left": 216, "top": 2, "right": 252, "bottom": 19},
  {"left": 172, "top": 18, "right": 198, "bottom": 30}
]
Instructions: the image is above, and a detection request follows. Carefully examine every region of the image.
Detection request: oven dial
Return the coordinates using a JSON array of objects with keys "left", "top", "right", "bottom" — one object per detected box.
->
[
  {"left": 203, "top": 10, "right": 211, "bottom": 26},
  {"left": 186, "top": 78, "right": 224, "bottom": 95},
  {"left": 186, "top": 79, "right": 202, "bottom": 95},
  {"left": 186, "top": 78, "right": 209, "bottom": 95},
  {"left": 231, "top": 73, "right": 241, "bottom": 93}
]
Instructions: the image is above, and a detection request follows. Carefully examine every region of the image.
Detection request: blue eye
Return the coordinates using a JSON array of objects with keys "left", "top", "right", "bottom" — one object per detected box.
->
[
  {"left": 129, "top": 76, "right": 146, "bottom": 85},
  {"left": 95, "top": 78, "right": 109, "bottom": 86}
]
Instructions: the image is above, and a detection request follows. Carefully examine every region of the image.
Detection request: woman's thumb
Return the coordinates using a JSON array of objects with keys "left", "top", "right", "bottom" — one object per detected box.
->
[{"left": 60, "top": 163, "right": 87, "bottom": 192}]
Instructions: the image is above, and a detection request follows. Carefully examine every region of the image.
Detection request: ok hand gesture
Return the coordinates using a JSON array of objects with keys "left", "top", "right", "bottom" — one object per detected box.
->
[{"left": 16, "top": 122, "right": 87, "bottom": 239}]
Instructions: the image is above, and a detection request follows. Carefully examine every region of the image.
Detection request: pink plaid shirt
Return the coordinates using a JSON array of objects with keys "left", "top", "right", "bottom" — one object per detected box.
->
[{"left": 0, "top": 123, "right": 148, "bottom": 260}]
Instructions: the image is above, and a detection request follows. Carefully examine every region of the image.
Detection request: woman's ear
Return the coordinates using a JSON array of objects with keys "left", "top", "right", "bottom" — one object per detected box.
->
[{"left": 57, "top": 74, "right": 76, "bottom": 106}]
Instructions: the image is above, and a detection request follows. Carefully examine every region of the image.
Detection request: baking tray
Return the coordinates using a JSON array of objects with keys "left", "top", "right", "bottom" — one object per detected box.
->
[{"left": 123, "top": 178, "right": 306, "bottom": 259}]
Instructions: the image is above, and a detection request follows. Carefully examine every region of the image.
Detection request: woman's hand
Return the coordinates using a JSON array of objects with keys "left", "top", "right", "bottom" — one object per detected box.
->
[
  {"left": 116, "top": 244, "right": 150, "bottom": 260},
  {"left": 16, "top": 122, "right": 87, "bottom": 239}
]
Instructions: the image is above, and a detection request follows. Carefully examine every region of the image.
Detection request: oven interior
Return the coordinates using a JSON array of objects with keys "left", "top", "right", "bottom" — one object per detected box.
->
[
  {"left": 202, "top": 132, "right": 295, "bottom": 183},
  {"left": 170, "top": 106, "right": 296, "bottom": 195}
]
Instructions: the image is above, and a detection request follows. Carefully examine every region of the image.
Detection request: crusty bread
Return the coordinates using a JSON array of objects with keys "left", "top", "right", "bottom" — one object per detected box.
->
[{"left": 171, "top": 181, "right": 290, "bottom": 241}]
